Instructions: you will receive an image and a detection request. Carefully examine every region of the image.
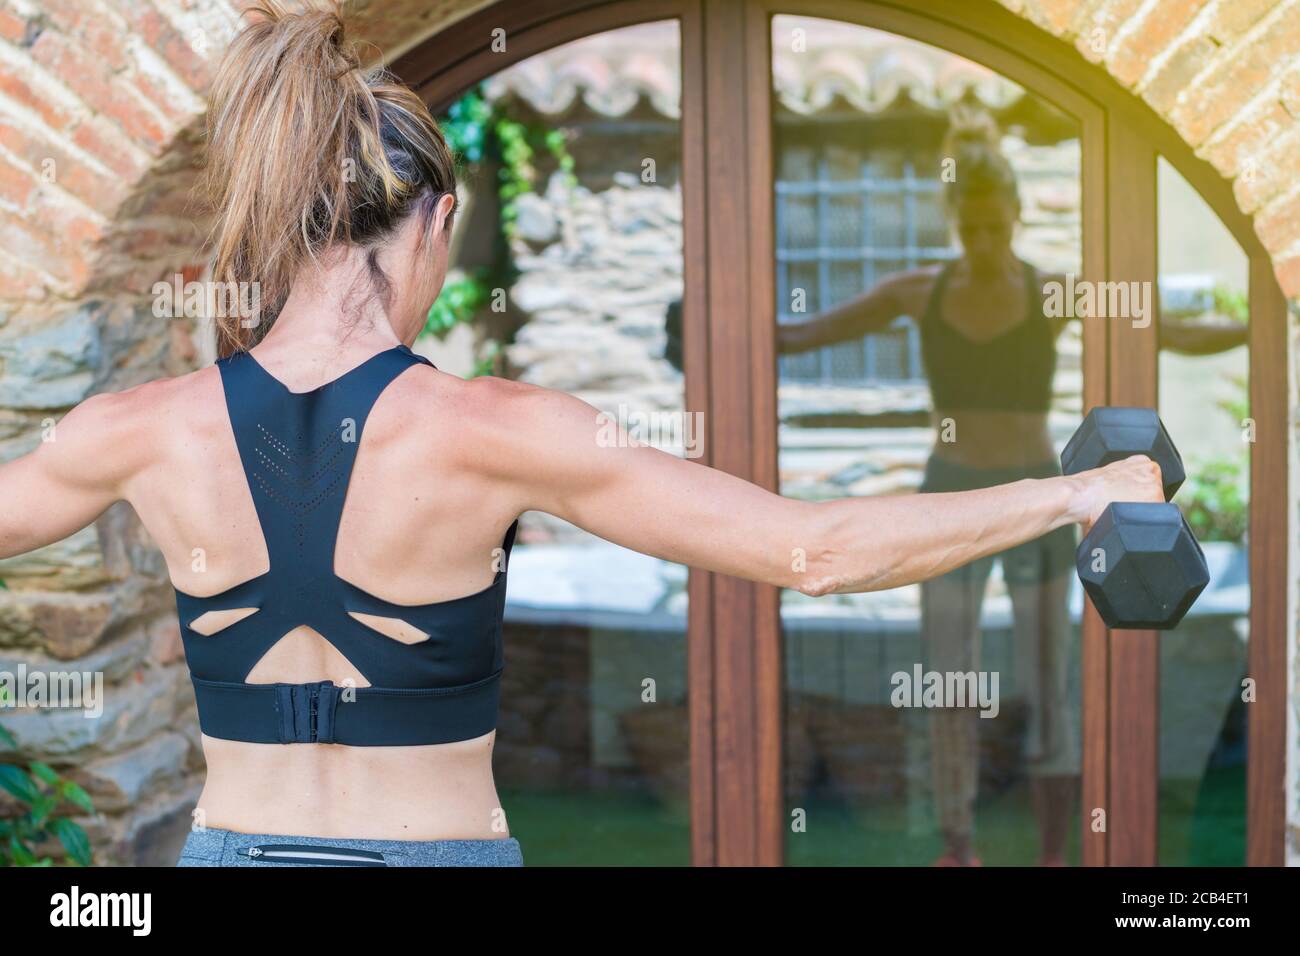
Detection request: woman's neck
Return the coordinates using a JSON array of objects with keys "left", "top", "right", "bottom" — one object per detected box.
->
[
  {"left": 953, "top": 253, "right": 1022, "bottom": 287},
  {"left": 257, "top": 254, "right": 407, "bottom": 356}
]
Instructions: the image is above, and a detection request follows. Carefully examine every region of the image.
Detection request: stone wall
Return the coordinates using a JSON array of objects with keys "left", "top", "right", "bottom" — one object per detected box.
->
[
  {"left": 504, "top": 170, "right": 685, "bottom": 545},
  {"left": 0, "top": 301, "right": 206, "bottom": 866}
]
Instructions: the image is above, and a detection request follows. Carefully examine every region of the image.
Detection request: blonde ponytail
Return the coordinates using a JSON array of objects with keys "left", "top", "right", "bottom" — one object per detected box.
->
[
  {"left": 941, "top": 103, "right": 1019, "bottom": 210},
  {"left": 198, "top": 0, "right": 457, "bottom": 352}
]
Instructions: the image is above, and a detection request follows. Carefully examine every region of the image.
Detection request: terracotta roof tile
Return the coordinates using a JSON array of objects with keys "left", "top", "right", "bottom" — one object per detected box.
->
[{"left": 485, "top": 19, "right": 1027, "bottom": 119}]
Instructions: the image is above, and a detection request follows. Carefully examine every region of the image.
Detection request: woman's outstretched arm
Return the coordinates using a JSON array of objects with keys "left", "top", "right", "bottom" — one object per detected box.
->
[
  {"left": 776, "top": 269, "right": 923, "bottom": 356},
  {"left": 472, "top": 378, "right": 1165, "bottom": 596},
  {"left": 0, "top": 389, "right": 144, "bottom": 560}
]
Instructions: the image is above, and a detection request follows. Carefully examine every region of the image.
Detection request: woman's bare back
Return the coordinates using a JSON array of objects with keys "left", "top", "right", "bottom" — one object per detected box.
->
[{"left": 121, "top": 350, "right": 524, "bottom": 839}]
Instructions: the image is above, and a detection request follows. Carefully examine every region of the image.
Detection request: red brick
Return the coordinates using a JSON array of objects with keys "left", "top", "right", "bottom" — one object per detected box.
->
[
  {"left": 82, "top": 22, "right": 132, "bottom": 75},
  {"left": 0, "top": 151, "right": 36, "bottom": 208},
  {"left": 129, "top": 72, "right": 195, "bottom": 127},
  {"left": 1272, "top": 253, "right": 1300, "bottom": 297},
  {"left": 0, "top": 123, "right": 133, "bottom": 214},
  {"left": 1201, "top": 99, "right": 1293, "bottom": 180},
  {"left": 1228, "top": 124, "right": 1300, "bottom": 213},
  {"left": 29, "top": 31, "right": 171, "bottom": 149},
  {"left": 0, "top": 70, "right": 75, "bottom": 130},
  {"left": 1072, "top": 0, "right": 1145, "bottom": 63},
  {"left": 1205, "top": 0, "right": 1278, "bottom": 43},
  {"left": 106, "top": 1, "right": 217, "bottom": 93},
  {"left": 1140, "top": 35, "right": 1218, "bottom": 116},
  {"left": 1107, "top": 0, "right": 1209, "bottom": 87},
  {"left": 0, "top": 217, "right": 83, "bottom": 287},
  {"left": 1251, "top": 189, "right": 1300, "bottom": 253},
  {"left": 37, "top": 0, "right": 204, "bottom": 113},
  {"left": 0, "top": 7, "right": 27, "bottom": 43},
  {"left": 69, "top": 116, "right": 148, "bottom": 181},
  {"left": 1282, "top": 65, "right": 1300, "bottom": 118},
  {"left": 1171, "top": 25, "right": 1300, "bottom": 143},
  {"left": 1029, "top": 0, "right": 1083, "bottom": 34}
]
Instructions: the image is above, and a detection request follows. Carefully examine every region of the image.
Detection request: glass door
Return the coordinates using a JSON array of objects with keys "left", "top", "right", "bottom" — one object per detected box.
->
[
  {"left": 422, "top": 15, "right": 696, "bottom": 866},
  {"left": 768, "top": 13, "right": 1089, "bottom": 866},
  {"left": 1154, "top": 157, "right": 1251, "bottom": 864}
]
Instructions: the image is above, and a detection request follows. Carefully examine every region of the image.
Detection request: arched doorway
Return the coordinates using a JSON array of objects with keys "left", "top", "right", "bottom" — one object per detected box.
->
[{"left": 392, "top": 0, "right": 1289, "bottom": 867}]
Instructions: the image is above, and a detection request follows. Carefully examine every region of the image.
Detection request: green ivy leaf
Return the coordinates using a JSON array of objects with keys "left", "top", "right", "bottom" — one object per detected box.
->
[
  {"left": 433, "top": 86, "right": 578, "bottom": 379},
  {"left": 28, "top": 762, "right": 59, "bottom": 786},
  {"left": 426, "top": 271, "right": 491, "bottom": 339},
  {"left": 0, "top": 764, "right": 37, "bottom": 804},
  {"left": 29, "top": 793, "right": 55, "bottom": 827},
  {"left": 49, "top": 818, "right": 92, "bottom": 867},
  {"left": 9, "top": 834, "right": 37, "bottom": 866},
  {"left": 59, "top": 780, "right": 95, "bottom": 814}
]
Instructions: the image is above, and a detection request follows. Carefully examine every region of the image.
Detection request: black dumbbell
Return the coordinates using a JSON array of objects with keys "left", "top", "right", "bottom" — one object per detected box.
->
[{"left": 1060, "top": 407, "right": 1210, "bottom": 630}]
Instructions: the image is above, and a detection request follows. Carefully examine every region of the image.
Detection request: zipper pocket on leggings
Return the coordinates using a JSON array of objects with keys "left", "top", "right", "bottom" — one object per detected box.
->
[{"left": 239, "top": 843, "right": 387, "bottom": 866}]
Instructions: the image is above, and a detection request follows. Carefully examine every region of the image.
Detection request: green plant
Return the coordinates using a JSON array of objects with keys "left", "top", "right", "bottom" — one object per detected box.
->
[
  {"left": 1170, "top": 348, "right": 1251, "bottom": 544},
  {"left": 425, "top": 270, "right": 492, "bottom": 338},
  {"left": 1180, "top": 456, "right": 1248, "bottom": 544},
  {"left": 430, "top": 85, "right": 578, "bottom": 374},
  {"left": 1211, "top": 284, "right": 1249, "bottom": 325},
  {"left": 1215, "top": 370, "right": 1249, "bottom": 425},
  {"left": 0, "top": 713, "right": 94, "bottom": 866},
  {"left": 472, "top": 340, "right": 502, "bottom": 378}
]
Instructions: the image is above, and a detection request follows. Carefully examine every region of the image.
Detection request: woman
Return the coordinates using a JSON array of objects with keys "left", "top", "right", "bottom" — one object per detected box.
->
[
  {"left": 778, "top": 110, "right": 1245, "bottom": 866},
  {"left": 0, "top": 4, "right": 1161, "bottom": 868}
]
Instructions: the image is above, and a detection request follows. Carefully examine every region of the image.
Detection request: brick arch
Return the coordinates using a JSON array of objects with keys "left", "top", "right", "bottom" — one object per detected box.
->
[
  {"left": 1, "top": 0, "right": 1296, "bottom": 312},
  {"left": 0, "top": 0, "right": 495, "bottom": 310},
  {"left": 1003, "top": 0, "right": 1300, "bottom": 292}
]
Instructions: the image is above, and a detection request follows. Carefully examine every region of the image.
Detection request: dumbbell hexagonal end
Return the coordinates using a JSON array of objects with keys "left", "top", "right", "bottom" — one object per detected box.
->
[
  {"left": 1077, "top": 502, "right": 1210, "bottom": 630},
  {"left": 1060, "top": 406, "right": 1186, "bottom": 501}
]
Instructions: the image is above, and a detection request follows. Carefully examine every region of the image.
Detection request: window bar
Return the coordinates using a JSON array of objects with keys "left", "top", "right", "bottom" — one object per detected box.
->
[
  {"left": 816, "top": 148, "right": 832, "bottom": 384},
  {"left": 861, "top": 156, "right": 876, "bottom": 383},
  {"left": 775, "top": 171, "right": 789, "bottom": 382},
  {"left": 903, "top": 159, "right": 922, "bottom": 380}
]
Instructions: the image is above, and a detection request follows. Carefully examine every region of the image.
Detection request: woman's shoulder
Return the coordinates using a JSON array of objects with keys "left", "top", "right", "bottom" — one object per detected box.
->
[
  {"left": 876, "top": 263, "right": 946, "bottom": 316},
  {"left": 84, "top": 363, "right": 221, "bottom": 426},
  {"left": 36, "top": 364, "right": 225, "bottom": 491},
  {"left": 884, "top": 263, "right": 946, "bottom": 290}
]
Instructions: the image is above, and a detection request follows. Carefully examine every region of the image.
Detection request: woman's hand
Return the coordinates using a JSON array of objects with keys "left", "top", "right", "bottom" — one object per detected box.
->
[{"left": 1064, "top": 455, "right": 1167, "bottom": 535}]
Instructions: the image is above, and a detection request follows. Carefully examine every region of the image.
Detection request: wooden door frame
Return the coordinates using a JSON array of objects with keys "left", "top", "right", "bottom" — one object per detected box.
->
[
  {"left": 744, "top": 0, "right": 1289, "bottom": 867},
  {"left": 392, "top": 0, "right": 1290, "bottom": 867},
  {"left": 748, "top": 0, "right": 1111, "bottom": 868}
]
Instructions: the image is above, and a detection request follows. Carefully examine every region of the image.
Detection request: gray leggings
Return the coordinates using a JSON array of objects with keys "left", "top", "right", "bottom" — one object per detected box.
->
[{"left": 176, "top": 825, "right": 523, "bottom": 867}]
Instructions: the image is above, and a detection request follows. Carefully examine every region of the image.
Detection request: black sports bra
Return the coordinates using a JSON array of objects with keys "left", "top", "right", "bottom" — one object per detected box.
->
[
  {"left": 919, "top": 259, "right": 1056, "bottom": 413},
  {"left": 175, "top": 343, "right": 517, "bottom": 746}
]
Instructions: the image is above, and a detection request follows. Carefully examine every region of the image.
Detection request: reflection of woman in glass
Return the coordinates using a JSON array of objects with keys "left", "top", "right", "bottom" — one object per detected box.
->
[{"left": 778, "top": 107, "right": 1243, "bottom": 867}]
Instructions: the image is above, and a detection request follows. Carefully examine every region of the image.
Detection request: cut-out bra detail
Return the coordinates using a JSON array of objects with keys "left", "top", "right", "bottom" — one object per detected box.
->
[{"left": 175, "top": 343, "right": 518, "bottom": 746}]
